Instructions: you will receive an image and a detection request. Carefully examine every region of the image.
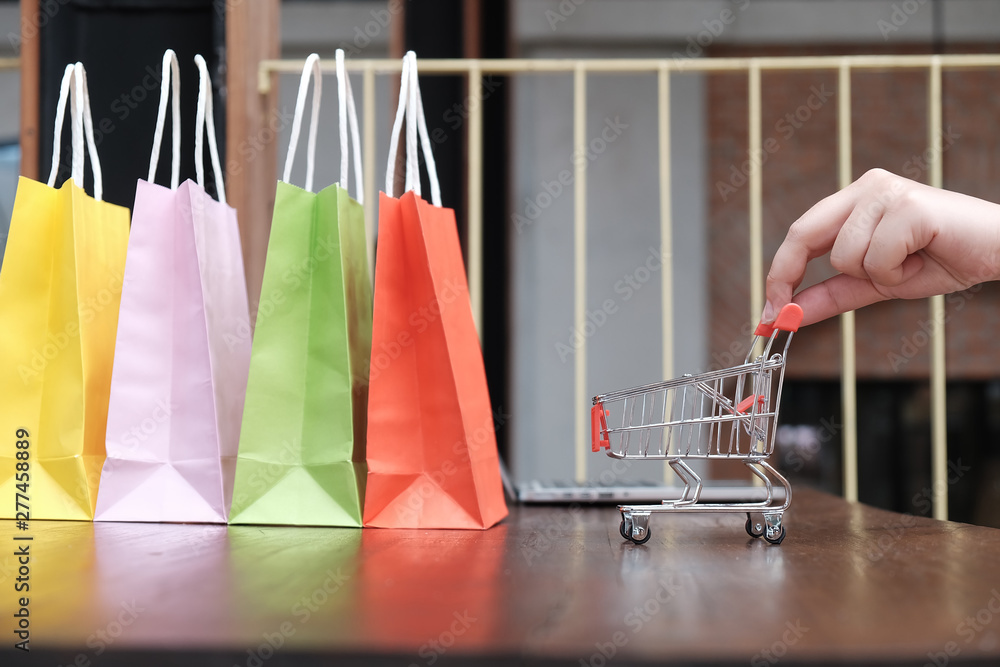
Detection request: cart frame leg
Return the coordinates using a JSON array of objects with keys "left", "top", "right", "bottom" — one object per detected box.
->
[
  {"left": 666, "top": 458, "right": 703, "bottom": 505},
  {"left": 744, "top": 461, "right": 774, "bottom": 502}
]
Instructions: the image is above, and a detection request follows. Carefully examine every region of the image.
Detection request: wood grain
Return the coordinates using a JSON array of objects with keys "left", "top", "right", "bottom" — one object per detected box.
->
[
  {"left": 1, "top": 489, "right": 999, "bottom": 666},
  {"left": 225, "top": 0, "right": 280, "bottom": 326}
]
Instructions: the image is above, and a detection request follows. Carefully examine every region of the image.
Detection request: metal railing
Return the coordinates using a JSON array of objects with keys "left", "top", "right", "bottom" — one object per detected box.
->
[{"left": 259, "top": 54, "right": 1000, "bottom": 521}]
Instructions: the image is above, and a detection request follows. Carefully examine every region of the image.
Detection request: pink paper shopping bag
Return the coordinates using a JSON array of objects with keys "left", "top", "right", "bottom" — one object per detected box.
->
[{"left": 95, "top": 51, "right": 252, "bottom": 522}]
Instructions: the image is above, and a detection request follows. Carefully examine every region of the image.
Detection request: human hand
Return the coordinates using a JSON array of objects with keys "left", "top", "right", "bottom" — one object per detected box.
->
[{"left": 763, "top": 168, "right": 1000, "bottom": 326}]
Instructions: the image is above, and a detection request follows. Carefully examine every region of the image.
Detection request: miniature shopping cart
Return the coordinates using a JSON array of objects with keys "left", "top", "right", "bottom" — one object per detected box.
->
[{"left": 592, "top": 303, "right": 803, "bottom": 545}]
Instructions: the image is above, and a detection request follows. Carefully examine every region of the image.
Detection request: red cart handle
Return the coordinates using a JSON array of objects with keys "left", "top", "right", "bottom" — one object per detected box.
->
[
  {"left": 591, "top": 403, "right": 610, "bottom": 452},
  {"left": 734, "top": 394, "right": 766, "bottom": 414},
  {"left": 753, "top": 303, "right": 803, "bottom": 337}
]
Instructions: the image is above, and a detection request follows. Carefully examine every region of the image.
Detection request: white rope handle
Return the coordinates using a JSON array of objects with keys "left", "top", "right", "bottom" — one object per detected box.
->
[
  {"left": 385, "top": 52, "right": 410, "bottom": 198},
  {"left": 283, "top": 53, "right": 322, "bottom": 192},
  {"left": 335, "top": 49, "right": 364, "bottom": 204},
  {"left": 148, "top": 49, "right": 181, "bottom": 189},
  {"left": 47, "top": 64, "right": 78, "bottom": 190},
  {"left": 409, "top": 53, "right": 441, "bottom": 207},
  {"left": 47, "top": 62, "right": 103, "bottom": 201},
  {"left": 384, "top": 51, "right": 441, "bottom": 206},
  {"left": 403, "top": 51, "right": 420, "bottom": 196},
  {"left": 78, "top": 64, "right": 103, "bottom": 202},
  {"left": 194, "top": 54, "right": 226, "bottom": 204}
]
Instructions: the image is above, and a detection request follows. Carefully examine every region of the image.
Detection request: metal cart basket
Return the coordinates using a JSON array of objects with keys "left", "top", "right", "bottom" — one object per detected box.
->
[{"left": 592, "top": 303, "right": 803, "bottom": 545}]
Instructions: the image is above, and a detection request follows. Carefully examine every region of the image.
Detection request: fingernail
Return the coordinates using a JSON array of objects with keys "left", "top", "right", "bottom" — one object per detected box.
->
[{"left": 762, "top": 301, "right": 776, "bottom": 323}]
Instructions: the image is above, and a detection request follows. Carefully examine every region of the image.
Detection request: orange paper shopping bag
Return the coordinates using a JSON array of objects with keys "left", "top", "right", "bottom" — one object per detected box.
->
[{"left": 363, "top": 52, "right": 506, "bottom": 529}]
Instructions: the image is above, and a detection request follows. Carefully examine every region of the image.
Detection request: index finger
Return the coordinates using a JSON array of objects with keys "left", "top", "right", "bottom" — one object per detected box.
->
[{"left": 764, "top": 181, "right": 863, "bottom": 320}]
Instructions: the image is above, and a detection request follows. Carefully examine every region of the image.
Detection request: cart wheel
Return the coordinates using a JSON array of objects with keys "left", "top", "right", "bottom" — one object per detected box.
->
[
  {"left": 745, "top": 514, "right": 764, "bottom": 538},
  {"left": 619, "top": 517, "right": 631, "bottom": 541},
  {"left": 628, "top": 527, "right": 652, "bottom": 545},
  {"left": 764, "top": 526, "right": 786, "bottom": 545}
]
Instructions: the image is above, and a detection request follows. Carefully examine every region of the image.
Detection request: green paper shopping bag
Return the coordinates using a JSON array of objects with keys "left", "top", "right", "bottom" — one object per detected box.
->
[{"left": 229, "top": 51, "right": 371, "bottom": 526}]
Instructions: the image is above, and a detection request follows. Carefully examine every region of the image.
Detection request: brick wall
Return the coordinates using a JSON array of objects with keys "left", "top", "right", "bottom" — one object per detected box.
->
[{"left": 706, "top": 44, "right": 1000, "bottom": 380}]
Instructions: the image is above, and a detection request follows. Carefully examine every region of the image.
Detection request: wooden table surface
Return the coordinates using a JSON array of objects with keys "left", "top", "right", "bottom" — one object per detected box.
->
[{"left": 2, "top": 488, "right": 999, "bottom": 666}]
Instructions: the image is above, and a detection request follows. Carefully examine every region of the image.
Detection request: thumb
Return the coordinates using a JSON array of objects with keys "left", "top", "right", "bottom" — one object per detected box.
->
[{"left": 792, "top": 274, "right": 890, "bottom": 325}]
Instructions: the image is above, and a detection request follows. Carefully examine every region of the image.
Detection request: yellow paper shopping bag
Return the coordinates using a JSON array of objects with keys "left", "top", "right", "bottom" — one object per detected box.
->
[{"left": 0, "top": 63, "right": 129, "bottom": 520}]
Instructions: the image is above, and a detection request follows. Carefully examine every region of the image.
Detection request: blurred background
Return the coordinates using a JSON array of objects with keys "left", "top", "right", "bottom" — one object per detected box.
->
[{"left": 7, "top": 0, "right": 1000, "bottom": 526}]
